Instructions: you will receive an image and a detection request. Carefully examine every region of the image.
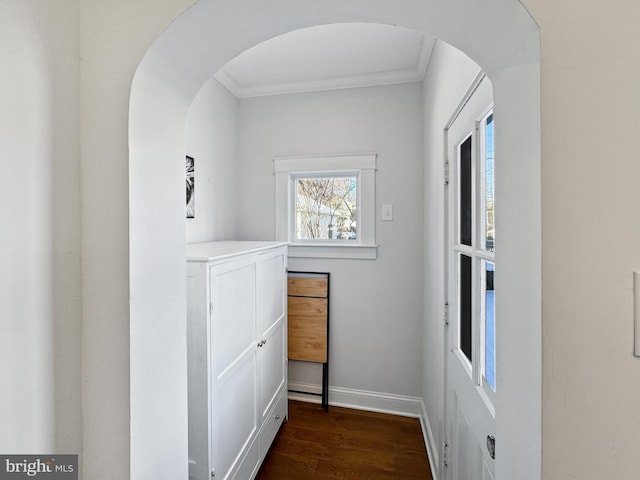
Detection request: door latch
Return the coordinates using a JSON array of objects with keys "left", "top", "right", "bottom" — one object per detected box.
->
[{"left": 487, "top": 435, "right": 496, "bottom": 460}]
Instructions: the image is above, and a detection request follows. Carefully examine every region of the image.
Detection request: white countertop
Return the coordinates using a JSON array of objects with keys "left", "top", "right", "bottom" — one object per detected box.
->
[{"left": 186, "top": 241, "right": 288, "bottom": 262}]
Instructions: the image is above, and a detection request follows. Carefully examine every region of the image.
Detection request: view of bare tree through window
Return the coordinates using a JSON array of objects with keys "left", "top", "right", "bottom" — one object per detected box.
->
[{"left": 295, "top": 176, "right": 357, "bottom": 240}]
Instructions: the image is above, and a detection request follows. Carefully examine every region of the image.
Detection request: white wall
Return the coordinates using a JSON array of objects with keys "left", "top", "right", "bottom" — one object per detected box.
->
[
  {"left": 421, "top": 40, "right": 482, "bottom": 476},
  {"left": 237, "top": 84, "right": 425, "bottom": 401},
  {"left": 523, "top": 1, "right": 640, "bottom": 478},
  {"left": 0, "top": 0, "right": 81, "bottom": 455},
  {"left": 129, "top": 61, "right": 196, "bottom": 480},
  {"left": 185, "top": 77, "right": 239, "bottom": 243},
  {"left": 80, "top": 1, "right": 195, "bottom": 478}
]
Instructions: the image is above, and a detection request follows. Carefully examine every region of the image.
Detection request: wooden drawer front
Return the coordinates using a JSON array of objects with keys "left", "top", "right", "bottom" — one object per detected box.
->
[
  {"left": 288, "top": 276, "right": 328, "bottom": 298},
  {"left": 288, "top": 297, "right": 328, "bottom": 363}
]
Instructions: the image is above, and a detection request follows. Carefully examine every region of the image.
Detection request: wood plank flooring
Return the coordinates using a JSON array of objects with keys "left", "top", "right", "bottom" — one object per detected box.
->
[{"left": 256, "top": 400, "right": 433, "bottom": 480}]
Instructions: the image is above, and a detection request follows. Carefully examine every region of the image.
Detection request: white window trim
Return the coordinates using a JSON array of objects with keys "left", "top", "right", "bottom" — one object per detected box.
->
[{"left": 274, "top": 153, "right": 377, "bottom": 260}]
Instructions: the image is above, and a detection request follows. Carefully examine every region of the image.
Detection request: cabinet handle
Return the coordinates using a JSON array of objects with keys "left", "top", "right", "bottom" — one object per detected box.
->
[
  {"left": 275, "top": 414, "right": 281, "bottom": 421},
  {"left": 257, "top": 339, "right": 267, "bottom": 348}
]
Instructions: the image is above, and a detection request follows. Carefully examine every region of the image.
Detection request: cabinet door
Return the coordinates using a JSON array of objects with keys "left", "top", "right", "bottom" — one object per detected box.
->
[
  {"left": 257, "top": 248, "right": 287, "bottom": 422},
  {"left": 258, "top": 320, "right": 285, "bottom": 421},
  {"left": 257, "top": 248, "right": 286, "bottom": 337},
  {"left": 209, "top": 257, "right": 258, "bottom": 480}
]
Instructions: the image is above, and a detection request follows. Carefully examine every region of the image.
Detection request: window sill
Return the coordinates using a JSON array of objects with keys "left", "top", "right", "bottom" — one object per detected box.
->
[{"left": 287, "top": 243, "right": 377, "bottom": 260}]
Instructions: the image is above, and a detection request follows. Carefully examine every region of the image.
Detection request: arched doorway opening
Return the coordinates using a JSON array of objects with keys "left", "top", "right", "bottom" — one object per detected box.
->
[{"left": 129, "top": 2, "right": 541, "bottom": 478}]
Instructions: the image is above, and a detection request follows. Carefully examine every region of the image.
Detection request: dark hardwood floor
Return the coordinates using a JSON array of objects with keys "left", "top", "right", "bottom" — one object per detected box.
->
[{"left": 256, "top": 400, "right": 433, "bottom": 480}]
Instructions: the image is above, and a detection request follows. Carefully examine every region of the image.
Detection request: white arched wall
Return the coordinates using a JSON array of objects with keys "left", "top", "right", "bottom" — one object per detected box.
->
[{"left": 129, "top": 1, "right": 540, "bottom": 479}]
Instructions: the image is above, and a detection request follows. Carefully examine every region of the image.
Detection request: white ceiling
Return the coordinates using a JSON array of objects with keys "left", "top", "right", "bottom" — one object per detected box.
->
[{"left": 214, "top": 23, "right": 435, "bottom": 98}]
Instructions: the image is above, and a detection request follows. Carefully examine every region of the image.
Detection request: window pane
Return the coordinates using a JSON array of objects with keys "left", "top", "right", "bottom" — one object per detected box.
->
[
  {"left": 484, "top": 261, "right": 496, "bottom": 390},
  {"left": 460, "top": 254, "right": 472, "bottom": 362},
  {"left": 459, "top": 136, "right": 473, "bottom": 246},
  {"left": 295, "top": 176, "right": 357, "bottom": 240},
  {"left": 485, "top": 114, "right": 494, "bottom": 251}
]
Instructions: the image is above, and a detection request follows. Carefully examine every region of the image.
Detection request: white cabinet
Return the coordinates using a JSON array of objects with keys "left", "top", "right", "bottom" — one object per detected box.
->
[{"left": 187, "top": 241, "right": 288, "bottom": 480}]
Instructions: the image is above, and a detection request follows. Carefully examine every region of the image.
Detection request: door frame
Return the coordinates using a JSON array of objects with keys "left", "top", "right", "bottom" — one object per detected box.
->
[{"left": 127, "top": 2, "right": 542, "bottom": 476}]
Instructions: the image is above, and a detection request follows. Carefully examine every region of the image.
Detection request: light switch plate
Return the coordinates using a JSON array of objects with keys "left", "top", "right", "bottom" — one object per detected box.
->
[{"left": 382, "top": 204, "right": 393, "bottom": 221}]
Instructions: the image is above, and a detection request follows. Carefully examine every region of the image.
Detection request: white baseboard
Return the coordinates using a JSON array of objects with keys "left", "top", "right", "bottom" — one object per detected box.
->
[
  {"left": 287, "top": 380, "right": 323, "bottom": 403},
  {"left": 288, "top": 381, "right": 422, "bottom": 418},
  {"left": 420, "top": 400, "right": 440, "bottom": 480}
]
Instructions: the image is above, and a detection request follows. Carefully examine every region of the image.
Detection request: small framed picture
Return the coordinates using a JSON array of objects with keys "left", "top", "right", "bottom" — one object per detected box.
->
[{"left": 186, "top": 155, "right": 195, "bottom": 218}]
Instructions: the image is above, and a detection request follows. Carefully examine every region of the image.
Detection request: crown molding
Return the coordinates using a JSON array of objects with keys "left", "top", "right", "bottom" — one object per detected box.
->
[
  {"left": 237, "top": 68, "right": 424, "bottom": 98},
  {"left": 416, "top": 36, "right": 436, "bottom": 78},
  {"left": 214, "top": 35, "right": 435, "bottom": 99},
  {"left": 213, "top": 68, "right": 241, "bottom": 97}
]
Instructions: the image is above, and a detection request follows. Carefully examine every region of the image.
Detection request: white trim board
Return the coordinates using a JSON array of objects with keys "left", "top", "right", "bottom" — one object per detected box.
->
[
  {"left": 288, "top": 381, "right": 422, "bottom": 418},
  {"left": 273, "top": 153, "right": 377, "bottom": 259},
  {"left": 273, "top": 153, "right": 377, "bottom": 173},
  {"left": 420, "top": 400, "right": 440, "bottom": 480}
]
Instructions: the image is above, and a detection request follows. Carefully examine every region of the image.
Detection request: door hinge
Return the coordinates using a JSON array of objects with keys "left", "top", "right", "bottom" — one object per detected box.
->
[
  {"left": 444, "top": 160, "right": 450, "bottom": 185},
  {"left": 442, "top": 441, "right": 449, "bottom": 469},
  {"left": 444, "top": 301, "right": 450, "bottom": 326},
  {"left": 211, "top": 468, "right": 215, "bottom": 479}
]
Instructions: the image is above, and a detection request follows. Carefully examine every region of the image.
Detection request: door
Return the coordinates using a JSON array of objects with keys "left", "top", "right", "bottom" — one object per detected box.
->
[{"left": 445, "top": 75, "right": 496, "bottom": 480}]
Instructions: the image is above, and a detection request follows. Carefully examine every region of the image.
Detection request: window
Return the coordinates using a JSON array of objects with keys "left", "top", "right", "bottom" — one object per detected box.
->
[
  {"left": 294, "top": 174, "right": 358, "bottom": 241},
  {"left": 484, "top": 114, "right": 494, "bottom": 252},
  {"left": 481, "top": 112, "right": 496, "bottom": 393},
  {"left": 274, "top": 154, "right": 377, "bottom": 259},
  {"left": 451, "top": 107, "right": 496, "bottom": 399}
]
